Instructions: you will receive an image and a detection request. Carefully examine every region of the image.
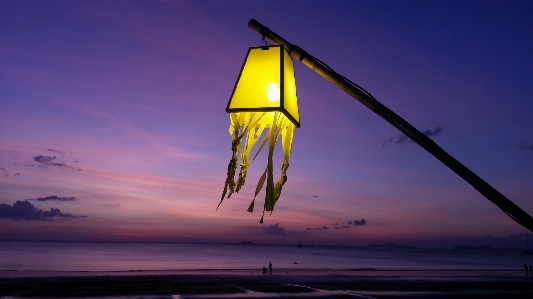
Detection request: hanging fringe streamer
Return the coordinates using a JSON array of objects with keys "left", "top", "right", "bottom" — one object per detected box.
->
[
  {"left": 273, "top": 119, "right": 294, "bottom": 209},
  {"left": 219, "top": 111, "right": 295, "bottom": 222},
  {"left": 218, "top": 112, "right": 263, "bottom": 210}
]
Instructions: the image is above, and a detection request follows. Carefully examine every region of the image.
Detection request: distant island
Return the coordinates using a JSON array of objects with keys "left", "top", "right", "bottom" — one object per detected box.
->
[
  {"left": 240, "top": 241, "right": 254, "bottom": 245},
  {"left": 452, "top": 245, "right": 495, "bottom": 251},
  {"left": 367, "top": 243, "right": 417, "bottom": 249}
]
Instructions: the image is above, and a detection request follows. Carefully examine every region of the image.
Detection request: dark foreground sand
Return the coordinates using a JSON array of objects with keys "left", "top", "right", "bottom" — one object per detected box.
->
[{"left": 1, "top": 270, "right": 532, "bottom": 298}]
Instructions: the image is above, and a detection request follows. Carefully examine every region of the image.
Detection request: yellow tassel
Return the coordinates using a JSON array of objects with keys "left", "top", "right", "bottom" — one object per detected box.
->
[{"left": 219, "top": 111, "right": 295, "bottom": 222}]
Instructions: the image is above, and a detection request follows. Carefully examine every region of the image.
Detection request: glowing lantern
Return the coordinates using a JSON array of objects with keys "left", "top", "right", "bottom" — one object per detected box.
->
[{"left": 218, "top": 45, "right": 300, "bottom": 222}]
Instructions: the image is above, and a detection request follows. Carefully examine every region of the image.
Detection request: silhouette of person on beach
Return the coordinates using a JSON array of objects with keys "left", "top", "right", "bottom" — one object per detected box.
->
[
  {"left": 526, "top": 264, "right": 529, "bottom": 275},
  {"left": 262, "top": 267, "right": 267, "bottom": 274},
  {"left": 269, "top": 262, "right": 272, "bottom": 274}
]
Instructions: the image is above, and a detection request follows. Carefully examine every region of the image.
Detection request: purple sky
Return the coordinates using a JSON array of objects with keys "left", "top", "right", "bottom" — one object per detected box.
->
[{"left": 1, "top": 0, "right": 532, "bottom": 247}]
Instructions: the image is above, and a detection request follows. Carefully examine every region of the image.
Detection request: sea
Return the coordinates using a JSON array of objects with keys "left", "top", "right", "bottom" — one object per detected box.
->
[{"left": 0, "top": 241, "right": 532, "bottom": 276}]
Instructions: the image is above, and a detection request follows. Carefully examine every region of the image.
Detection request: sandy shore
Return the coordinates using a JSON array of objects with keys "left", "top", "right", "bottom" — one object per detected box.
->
[{"left": 1, "top": 270, "right": 532, "bottom": 298}]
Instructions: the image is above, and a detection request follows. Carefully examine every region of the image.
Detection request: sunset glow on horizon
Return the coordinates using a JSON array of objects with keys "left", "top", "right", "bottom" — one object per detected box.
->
[{"left": 1, "top": 0, "right": 532, "bottom": 247}]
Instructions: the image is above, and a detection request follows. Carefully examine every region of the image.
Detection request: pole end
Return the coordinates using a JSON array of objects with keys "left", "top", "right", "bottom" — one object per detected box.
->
[{"left": 248, "top": 19, "right": 263, "bottom": 33}]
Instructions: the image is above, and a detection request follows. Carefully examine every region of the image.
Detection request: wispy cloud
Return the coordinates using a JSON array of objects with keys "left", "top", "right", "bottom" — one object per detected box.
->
[
  {"left": 314, "top": 219, "right": 367, "bottom": 231},
  {"left": 47, "top": 148, "right": 69, "bottom": 155},
  {"left": 382, "top": 125, "right": 443, "bottom": 148},
  {"left": 515, "top": 142, "right": 533, "bottom": 151},
  {"left": 0, "top": 200, "right": 87, "bottom": 221},
  {"left": 33, "top": 155, "right": 68, "bottom": 167},
  {"left": 353, "top": 219, "right": 367, "bottom": 226},
  {"left": 32, "top": 155, "right": 81, "bottom": 171},
  {"left": 262, "top": 223, "right": 287, "bottom": 236},
  {"left": 28, "top": 195, "right": 77, "bottom": 202}
]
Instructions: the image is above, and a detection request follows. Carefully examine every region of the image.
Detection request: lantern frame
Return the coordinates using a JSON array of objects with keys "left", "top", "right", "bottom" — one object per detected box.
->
[{"left": 225, "top": 44, "right": 300, "bottom": 128}]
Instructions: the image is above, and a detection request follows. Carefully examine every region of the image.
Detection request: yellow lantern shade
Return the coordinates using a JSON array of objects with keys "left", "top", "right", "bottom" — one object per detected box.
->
[
  {"left": 226, "top": 45, "right": 300, "bottom": 128},
  {"left": 218, "top": 45, "right": 299, "bottom": 223}
]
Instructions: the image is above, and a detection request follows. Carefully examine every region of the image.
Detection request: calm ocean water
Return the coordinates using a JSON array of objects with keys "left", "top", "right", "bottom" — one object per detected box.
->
[{"left": 0, "top": 241, "right": 531, "bottom": 274}]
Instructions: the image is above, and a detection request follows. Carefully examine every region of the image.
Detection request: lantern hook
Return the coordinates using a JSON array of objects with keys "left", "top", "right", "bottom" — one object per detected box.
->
[{"left": 261, "top": 34, "right": 269, "bottom": 46}]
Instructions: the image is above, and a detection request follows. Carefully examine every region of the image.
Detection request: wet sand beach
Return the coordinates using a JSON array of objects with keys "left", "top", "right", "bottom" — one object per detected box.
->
[{"left": 1, "top": 270, "right": 532, "bottom": 298}]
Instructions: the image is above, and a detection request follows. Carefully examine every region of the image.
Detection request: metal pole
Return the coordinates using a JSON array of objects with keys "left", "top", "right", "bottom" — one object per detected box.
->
[{"left": 248, "top": 19, "right": 533, "bottom": 233}]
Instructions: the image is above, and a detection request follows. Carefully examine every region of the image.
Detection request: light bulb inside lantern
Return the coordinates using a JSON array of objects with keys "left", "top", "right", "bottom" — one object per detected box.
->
[{"left": 267, "top": 83, "right": 280, "bottom": 101}]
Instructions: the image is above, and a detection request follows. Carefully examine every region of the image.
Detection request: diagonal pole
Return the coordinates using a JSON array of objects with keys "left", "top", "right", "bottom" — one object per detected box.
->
[{"left": 248, "top": 19, "right": 533, "bottom": 233}]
